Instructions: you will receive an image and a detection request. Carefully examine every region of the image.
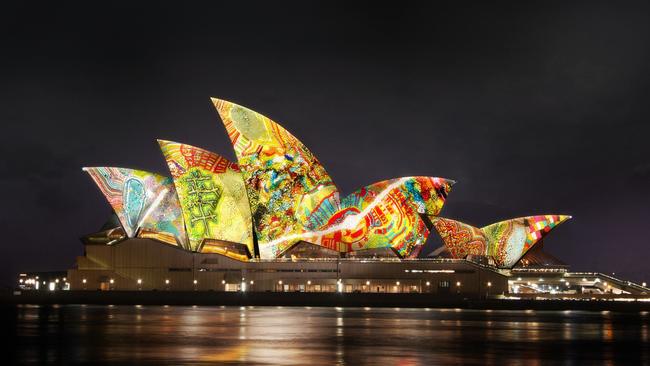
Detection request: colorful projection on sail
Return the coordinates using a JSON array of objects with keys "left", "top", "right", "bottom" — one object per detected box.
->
[
  {"left": 83, "top": 167, "right": 188, "bottom": 248},
  {"left": 158, "top": 140, "right": 254, "bottom": 255},
  {"left": 431, "top": 215, "right": 571, "bottom": 268},
  {"left": 212, "top": 98, "right": 340, "bottom": 257},
  {"left": 298, "top": 176, "right": 454, "bottom": 258}
]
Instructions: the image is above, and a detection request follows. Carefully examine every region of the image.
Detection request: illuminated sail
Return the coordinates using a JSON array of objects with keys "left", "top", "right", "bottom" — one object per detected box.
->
[
  {"left": 83, "top": 167, "right": 188, "bottom": 248},
  {"left": 430, "top": 215, "right": 571, "bottom": 268},
  {"left": 212, "top": 98, "right": 339, "bottom": 258},
  {"left": 158, "top": 140, "right": 254, "bottom": 257}
]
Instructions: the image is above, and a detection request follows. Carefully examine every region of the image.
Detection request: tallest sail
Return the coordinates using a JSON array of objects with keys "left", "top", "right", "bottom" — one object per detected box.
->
[{"left": 212, "top": 98, "right": 339, "bottom": 258}]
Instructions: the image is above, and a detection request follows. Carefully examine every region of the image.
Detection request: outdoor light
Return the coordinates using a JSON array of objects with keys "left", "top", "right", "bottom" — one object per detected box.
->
[
  {"left": 193, "top": 280, "right": 198, "bottom": 284},
  {"left": 337, "top": 281, "right": 343, "bottom": 293},
  {"left": 19, "top": 279, "right": 23, "bottom": 283},
  {"left": 165, "top": 279, "right": 170, "bottom": 284},
  {"left": 396, "top": 281, "right": 400, "bottom": 285},
  {"left": 517, "top": 277, "right": 522, "bottom": 281},
  {"left": 366, "top": 281, "right": 370, "bottom": 285},
  {"left": 643, "top": 282, "right": 647, "bottom": 287},
  {"left": 48, "top": 282, "right": 55, "bottom": 291},
  {"left": 241, "top": 281, "right": 246, "bottom": 292},
  {"left": 582, "top": 278, "right": 587, "bottom": 282},
  {"left": 82, "top": 278, "right": 87, "bottom": 284},
  {"left": 307, "top": 280, "right": 311, "bottom": 285},
  {"left": 456, "top": 281, "right": 461, "bottom": 287},
  {"left": 55, "top": 279, "right": 59, "bottom": 283},
  {"left": 426, "top": 281, "right": 430, "bottom": 286},
  {"left": 109, "top": 279, "right": 114, "bottom": 284},
  {"left": 222, "top": 280, "right": 226, "bottom": 284},
  {"left": 137, "top": 279, "right": 142, "bottom": 284},
  {"left": 487, "top": 282, "right": 492, "bottom": 287},
  {"left": 250, "top": 280, "right": 254, "bottom": 285},
  {"left": 278, "top": 280, "right": 283, "bottom": 285}
]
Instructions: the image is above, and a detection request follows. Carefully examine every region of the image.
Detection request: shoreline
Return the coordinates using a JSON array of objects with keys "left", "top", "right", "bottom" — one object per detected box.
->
[{"left": 3, "top": 291, "right": 650, "bottom": 312}]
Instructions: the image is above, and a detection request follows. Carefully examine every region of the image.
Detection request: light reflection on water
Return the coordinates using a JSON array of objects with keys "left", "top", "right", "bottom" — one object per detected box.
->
[{"left": 5, "top": 305, "right": 650, "bottom": 365}]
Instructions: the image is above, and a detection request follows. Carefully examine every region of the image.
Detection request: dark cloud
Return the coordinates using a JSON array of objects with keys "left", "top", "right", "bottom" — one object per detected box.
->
[{"left": 1, "top": 1, "right": 649, "bottom": 285}]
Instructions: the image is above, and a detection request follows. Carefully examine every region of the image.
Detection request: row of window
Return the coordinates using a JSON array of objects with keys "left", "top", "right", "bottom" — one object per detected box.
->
[{"left": 171, "top": 268, "right": 340, "bottom": 273}]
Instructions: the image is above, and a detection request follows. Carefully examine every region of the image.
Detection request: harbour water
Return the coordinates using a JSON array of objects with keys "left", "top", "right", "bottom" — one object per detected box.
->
[{"left": 5, "top": 305, "right": 649, "bottom": 365}]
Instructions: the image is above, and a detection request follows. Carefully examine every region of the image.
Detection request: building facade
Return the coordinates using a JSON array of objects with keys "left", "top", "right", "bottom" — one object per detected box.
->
[{"left": 67, "top": 238, "right": 508, "bottom": 297}]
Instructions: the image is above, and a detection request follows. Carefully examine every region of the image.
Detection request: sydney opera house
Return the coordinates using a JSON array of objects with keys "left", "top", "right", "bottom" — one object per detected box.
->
[{"left": 55, "top": 98, "right": 647, "bottom": 298}]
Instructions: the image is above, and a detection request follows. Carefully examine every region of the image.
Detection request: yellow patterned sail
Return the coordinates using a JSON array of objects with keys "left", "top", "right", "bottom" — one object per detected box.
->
[
  {"left": 212, "top": 98, "right": 339, "bottom": 258},
  {"left": 157, "top": 140, "right": 254, "bottom": 257}
]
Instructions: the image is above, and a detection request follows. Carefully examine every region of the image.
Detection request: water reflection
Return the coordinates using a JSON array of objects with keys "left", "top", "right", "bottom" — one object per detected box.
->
[{"left": 5, "top": 305, "right": 650, "bottom": 365}]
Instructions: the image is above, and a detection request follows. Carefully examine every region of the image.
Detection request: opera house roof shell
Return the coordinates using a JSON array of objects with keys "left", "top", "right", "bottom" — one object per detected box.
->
[{"left": 83, "top": 98, "right": 570, "bottom": 268}]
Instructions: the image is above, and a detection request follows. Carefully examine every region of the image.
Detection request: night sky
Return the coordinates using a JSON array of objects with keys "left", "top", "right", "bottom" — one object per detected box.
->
[{"left": 2, "top": 1, "right": 650, "bottom": 286}]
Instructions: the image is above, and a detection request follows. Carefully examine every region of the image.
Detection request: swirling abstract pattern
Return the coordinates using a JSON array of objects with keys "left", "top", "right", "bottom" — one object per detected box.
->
[
  {"left": 212, "top": 98, "right": 340, "bottom": 257},
  {"left": 307, "top": 177, "right": 453, "bottom": 258}
]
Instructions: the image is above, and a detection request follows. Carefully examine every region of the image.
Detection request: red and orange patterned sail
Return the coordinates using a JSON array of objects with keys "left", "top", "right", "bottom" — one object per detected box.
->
[
  {"left": 302, "top": 176, "right": 454, "bottom": 258},
  {"left": 430, "top": 217, "right": 488, "bottom": 259}
]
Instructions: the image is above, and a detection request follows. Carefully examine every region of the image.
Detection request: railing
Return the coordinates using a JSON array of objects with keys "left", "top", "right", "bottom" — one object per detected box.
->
[
  {"left": 245, "top": 257, "right": 506, "bottom": 275},
  {"left": 250, "top": 257, "right": 471, "bottom": 263},
  {"left": 566, "top": 272, "right": 649, "bottom": 293}
]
